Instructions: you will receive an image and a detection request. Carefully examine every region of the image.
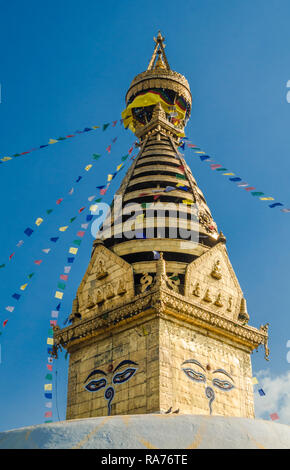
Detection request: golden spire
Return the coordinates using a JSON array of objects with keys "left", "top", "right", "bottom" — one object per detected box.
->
[{"left": 147, "top": 31, "right": 171, "bottom": 71}]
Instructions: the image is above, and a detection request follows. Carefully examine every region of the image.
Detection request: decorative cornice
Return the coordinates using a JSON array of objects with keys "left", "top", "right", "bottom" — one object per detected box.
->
[{"left": 53, "top": 283, "right": 269, "bottom": 360}]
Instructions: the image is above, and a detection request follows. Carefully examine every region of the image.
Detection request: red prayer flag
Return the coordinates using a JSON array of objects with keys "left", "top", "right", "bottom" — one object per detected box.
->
[
  {"left": 56, "top": 198, "right": 63, "bottom": 205},
  {"left": 106, "top": 145, "right": 111, "bottom": 153},
  {"left": 245, "top": 187, "right": 256, "bottom": 191},
  {"left": 47, "top": 364, "right": 53, "bottom": 371},
  {"left": 270, "top": 413, "right": 279, "bottom": 421},
  {"left": 78, "top": 207, "right": 85, "bottom": 213},
  {"left": 9, "top": 253, "right": 15, "bottom": 260},
  {"left": 128, "top": 147, "right": 133, "bottom": 154},
  {"left": 60, "top": 274, "right": 68, "bottom": 281},
  {"left": 210, "top": 164, "right": 222, "bottom": 170},
  {"left": 77, "top": 231, "right": 85, "bottom": 237},
  {"left": 100, "top": 189, "right": 107, "bottom": 195},
  {"left": 34, "top": 259, "right": 43, "bottom": 265},
  {"left": 50, "top": 320, "right": 57, "bottom": 327},
  {"left": 112, "top": 120, "right": 117, "bottom": 127},
  {"left": 45, "top": 411, "right": 52, "bottom": 418},
  {"left": 3, "top": 319, "right": 8, "bottom": 327},
  {"left": 187, "top": 144, "right": 197, "bottom": 148}
]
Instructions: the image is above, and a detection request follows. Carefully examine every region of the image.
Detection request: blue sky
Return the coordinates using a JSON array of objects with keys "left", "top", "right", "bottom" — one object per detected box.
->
[{"left": 1, "top": 0, "right": 290, "bottom": 431}]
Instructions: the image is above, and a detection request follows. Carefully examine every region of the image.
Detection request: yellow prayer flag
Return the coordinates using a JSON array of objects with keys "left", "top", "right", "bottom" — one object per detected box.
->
[
  {"left": 252, "top": 377, "right": 258, "bottom": 385},
  {"left": 47, "top": 338, "right": 54, "bottom": 345},
  {"left": 260, "top": 197, "right": 274, "bottom": 201},
  {"left": 116, "top": 163, "right": 123, "bottom": 171},
  {"left": 35, "top": 217, "right": 43, "bottom": 226},
  {"left": 55, "top": 291, "right": 64, "bottom": 299},
  {"left": 90, "top": 204, "right": 98, "bottom": 212},
  {"left": 85, "top": 164, "right": 92, "bottom": 171},
  {"left": 223, "top": 173, "right": 235, "bottom": 176},
  {"left": 44, "top": 384, "right": 52, "bottom": 391},
  {"left": 182, "top": 200, "right": 193, "bottom": 205},
  {"left": 107, "top": 174, "right": 113, "bottom": 182},
  {"left": 92, "top": 126, "right": 100, "bottom": 129},
  {"left": 195, "top": 151, "right": 205, "bottom": 154},
  {"left": 69, "top": 247, "right": 78, "bottom": 255},
  {"left": 20, "top": 283, "right": 28, "bottom": 291},
  {"left": 48, "top": 139, "right": 58, "bottom": 144},
  {"left": 59, "top": 226, "right": 68, "bottom": 232},
  {"left": 1, "top": 157, "right": 12, "bottom": 161}
]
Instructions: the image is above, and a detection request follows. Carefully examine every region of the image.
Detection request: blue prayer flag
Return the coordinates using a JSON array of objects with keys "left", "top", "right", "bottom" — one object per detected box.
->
[{"left": 24, "top": 227, "right": 34, "bottom": 237}]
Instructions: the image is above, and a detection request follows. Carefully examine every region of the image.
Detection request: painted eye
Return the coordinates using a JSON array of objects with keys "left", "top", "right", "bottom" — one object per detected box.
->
[
  {"left": 84, "top": 378, "right": 107, "bottom": 392},
  {"left": 182, "top": 368, "right": 206, "bottom": 383},
  {"left": 113, "top": 367, "right": 137, "bottom": 384},
  {"left": 212, "top": 378, "right": 234, "bottom": 391}
]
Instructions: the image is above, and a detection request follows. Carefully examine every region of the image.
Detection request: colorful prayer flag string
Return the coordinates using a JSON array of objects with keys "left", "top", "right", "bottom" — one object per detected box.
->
[{"left": 182, "top": 140, "right": 289, "bottom": 213}]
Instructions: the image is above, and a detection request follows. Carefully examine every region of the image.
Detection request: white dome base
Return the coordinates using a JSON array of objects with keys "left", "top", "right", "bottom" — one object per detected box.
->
[{"left": 0, "top": 414, "right": 290, "bottom": 449}]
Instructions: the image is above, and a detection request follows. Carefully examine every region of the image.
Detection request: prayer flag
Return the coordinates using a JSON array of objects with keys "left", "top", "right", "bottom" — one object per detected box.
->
[
  {"left": 210, "top": 164, "right": 222, "bottom": 170},
  {"left": 223, "top": 173, "right": 235, "bottom": 176},
  {"left": 35, "top": 218, "right": 43, "bottom": 226},
  {"left": 44, "top": 393, "right": 52, "bottom": 399},
  {"left": 45, "top": 411, "right": 52, "bottom": 418},
  {"left": 50, "top": 237, "right": 59, "bottom": 243},
  {"left": 164, "top": 186, "right": 175, "bottom": 192},
  {"left": 73, "top": 239, "right": 82, "bottom": 246},
  {"left": 86, "top": 215, "right": 93, "bottom": 221},
  {"left": 258, "top": 388, "right": 266, "bottom": 396},
  {"left": 68, "top": 188, "right": 74, "bottom": 195},
  {"left": 16, "top": 240, "right": 24, "bottom": 247},
  {"left": 20, "top": 284, "right": 28, "bottom": 291},
  {"left": 260, "top": 197, "right": 274, "bottom": 201},
  {"left": 176, "top": 174, "right": 186, "bottom": 180},
  {"left": 64, "top": 266, "right": 71, "bottom": 273},
  {"left": 57, "top": 282, "right": 66, "bottom": 290},
  {"left": 70, "top": 217, "right": 76, "bottom": 223},
  {"left": 24, "top": 227, "right": 34, "bottom": 237},
  {"left": 229, "top": 177, "right": 242, "bottom": 182},
  {"left": 51, "top": 311, "right": 59, "bottom": 318},
  {"left": 78, "top": 207, "right": 85, "bottom": 213},
  {"left": 103, "top": 123, "right": 109, "bottom": 131},
  {"left": 67, "top": 257, "right": 75, "bottom": 263},
  {"left": 85, "top": 164, "right": 92, "bottom": 171},
  {"left": 12, "top": 293, "right": 21, "bottom": 300},
  {"left": 245, "top": 187, "right": 256, "bottom": 191},
  {"left": 42, "top": 248, "right": 51, "bottom": 254},
  {"left": 55, "top": 291, "right": 64, "bottom": 299},
  {"left": 60, "top": 274, "right": 68, "bottom": 281},
  {"left": 59, "top": 226, "right": 68, "bottom": 232},
  {"left": 28, "top": 273, "right": 34, "bottom": 279},
  {"left": 200, "top": 155, "right": 211, "bottom": 161},
  {"left": 76, "top": 176, "right": 82, "bottom": 183},
  {"left": 34, "top": 260, "right": 43, "bottom": 265},
  {"left": 112, "top": 120, "right": 117, "bottom": 127},
  {"left": 187, "top": 144, "right": 198, "bottom": 148},
  {"left": 281, "top": 208, "right": 290, "bottom": 212},
  {"left": 44, "top": 384, "right": 52, "bottom": 391},
  {"left": 92, "top": 154, "right": 101, "bottom": 160},
  {"left": 47, "top": 365, "right": 53, "bottom": 372},
  {"left": 45, "top": 373, "right": 52, "bottom": 380},
  {"left": 252, "top": 377, "right": 258, "bottom": 385},
  {"left": 116, "top": 164, "right": 123, "bottom": 171},
  {"left": 121, "top": 155, "right": 128, "bottom": 161},
  {"left": 56, "top": 198, "right": 63, "bottom": 205},
  {"left": 69, "top": 247, "right": 78, "bottom": 255},
  {"left": 128, "top": 147, "right": 133, "bottom": 154},
  {"left": 106, "top": 145, "right": 111, "bottom": 153},
  {"left": 9, "top": 253, "right": 15, "bottom": 260},
  {"left": 88, "top": 195, "right": 96, "bottom": 201},
  {"left": 5, "top": 306, "right": 14, "bottom": 312},
  {"left": 46, "top": 209, "right": 53, "bottom": 215},
  {"left": 77, "top": 231, "right": 85, "bottom": 237},
  {"left": 251, "top": 192, "right": 264, "bottom": 196},
  {"left": 270, "top": 413, "right": 279, "bottom": 421},
  {"left": 45, "top": 402, "right": 52, "bottom": 408},
  {"left": 3, "top": 319, "right": 8, "bottom": 327},
  {"left": 269, "top": 203, "right": 283, "bottom": 208}
]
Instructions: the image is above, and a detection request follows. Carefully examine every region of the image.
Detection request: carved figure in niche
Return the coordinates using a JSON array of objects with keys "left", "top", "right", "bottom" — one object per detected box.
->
[
  {"left": 167, "top": 273, "right": 180, "bottom": 293},
  {"left": 227, "top": 296, "right": 233, "bottom": 312},
  {"left": 106, "top": 283, "right": 115, "bottom": 299},
  {"left": 96, "top": 289, "right": 104, "bottom": 304},
  {"left": 86, "top": 293, "right": 95, "bottom": 309},
  {"left": 140, "top": 273, "right": 153, "bottom": 293},
  {"left": 95, "top": 259, "right": 108, "bottom": 280},
  {"left": 181, "top": 359, "right": 235, "bottom": 415},
  {"left": 117, "top": 279, "right": 127, "bottom": 295},
  {"left": 84, "top": 359, "right": 139, "bottom": 415},
  {"left": 203, "top": 288, "right": 212, "bottom": 303},
  {"left": 192, "top": 282, "right": 201, "bottom": 297},
  {"left": 214, "top": 293, "right": 223, "bottom": 307},
  {"left": 211, "top": 260, "right": 222, "bottom": 280}
]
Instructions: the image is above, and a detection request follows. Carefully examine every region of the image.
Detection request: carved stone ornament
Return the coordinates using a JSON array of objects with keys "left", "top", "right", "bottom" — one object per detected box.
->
[
  {"left": 106, "top": 284, "right": 115, "bottom": 299},
  {"left": 117, "top": 279, "right": 127, "bottom": 295},
  {"left": 214, "top": 293, "right": 223, "bottom": 307},
  {"left": 211, "top": 260, "right": 222, "bottom": 280},
  {"left": 140, "top": 273, "right": 154, "bottom": 293},
  {"left": 96, "top": 289, "right": 104, "bottom": 304},
  {"left": 203, "top": 288, "right": 212, "bottom": 303},
  {"left": 192, "top": 282, "right": 201, "bottom": 297},
  {"left": 95, "top": 259, "right": 108, "bottom": 280}
]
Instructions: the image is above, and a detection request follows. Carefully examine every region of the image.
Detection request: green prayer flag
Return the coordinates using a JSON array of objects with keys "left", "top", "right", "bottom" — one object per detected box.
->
[
  {"left": 57, "top": 137, "right": 66, "bottom": 141},
  {"left": 92, "top": 153, "right": 101, "bottom": 160},
  {"left": 176, "top": 174, "right": 186, "bottom": 180},
  {"left": 46, "top": 209, "right": 53, "bottom": 215},
  {"left": 73, "top": 239, "right": 82, "bottom": 246},
  {"left": 121, "top": 155, "right": 129, "bottom": 161},
  {"left": 103, "top": 123, "right": 109, "bottom": 131},
  {"left": 65, "top": 351, "right": 68, "bottom": 360},
  {"left": 70, "top": 217, "right": 77, "bottom": 223},
  {"left": 0, "top": 264, "right": 5, "bottom": 269},
  {"left": 45, "top": 373, "right": 52, "bottom": 380},
  {"left": 48, "top": 328, "right": 53, "bottom": 335},
  {"left": 57, "top": 282, "right": 66, "bottom": 290},
  {"left": 94, "top": 198, "right": 102, "bottom": 203},
  {"left": 216, "top": 168, "right": 228, "bottom": 171},
  {"left": 251, "top": 192, "right": 265, "bottom": 196},
  {"left": 28, "top": 273, "right": 35, "bottom": 279}
]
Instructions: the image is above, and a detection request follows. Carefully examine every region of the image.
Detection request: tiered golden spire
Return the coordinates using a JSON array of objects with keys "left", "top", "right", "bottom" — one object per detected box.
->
[{"left": 147, "top": 31, "right": 170, "bottom": 71}]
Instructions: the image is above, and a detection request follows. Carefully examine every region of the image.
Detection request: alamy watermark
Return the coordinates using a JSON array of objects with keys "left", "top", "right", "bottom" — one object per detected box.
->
[{"left": 90, "top": 195, "right": 201, "bottom": 244}]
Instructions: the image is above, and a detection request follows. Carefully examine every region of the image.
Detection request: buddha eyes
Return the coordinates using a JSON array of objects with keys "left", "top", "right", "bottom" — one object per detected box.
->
[
  {"left": 113, "top": 367, "right": 137, "bottom": 384},
  {"left": 212, "top": 378, "right": 234, "bottom": 391},
  {"left": 182, "top": 368, "right": 206, "bottom": 383},
  {"left": 84, "top": 378, "right": 107, "bottom": 393}
]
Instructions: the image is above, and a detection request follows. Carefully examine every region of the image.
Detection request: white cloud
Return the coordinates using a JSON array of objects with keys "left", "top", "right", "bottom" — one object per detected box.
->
[{"left": 254, "top": 369, "right": 290, "bottom": 425}]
